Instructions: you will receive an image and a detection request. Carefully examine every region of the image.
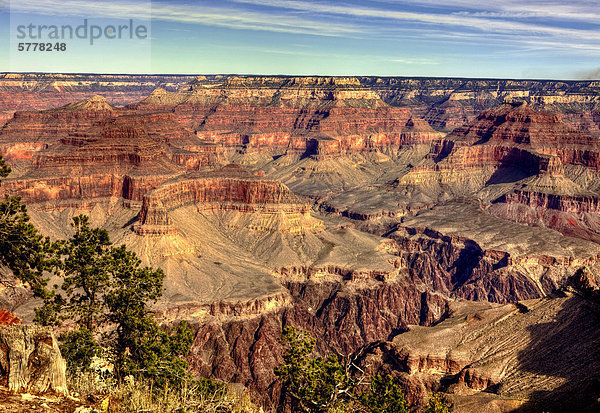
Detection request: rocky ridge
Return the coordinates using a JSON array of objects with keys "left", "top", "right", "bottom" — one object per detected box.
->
[
  {"left": 130, "top": 76, "right": 443, "bottom": 153},
  {"left": 2, "top": 75, "right": 600, "bottom": 410}
]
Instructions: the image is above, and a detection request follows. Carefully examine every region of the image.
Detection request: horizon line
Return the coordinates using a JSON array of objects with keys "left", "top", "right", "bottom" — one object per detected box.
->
[{"left": 1, "top": 71, "right": 598, "bottom": 83}]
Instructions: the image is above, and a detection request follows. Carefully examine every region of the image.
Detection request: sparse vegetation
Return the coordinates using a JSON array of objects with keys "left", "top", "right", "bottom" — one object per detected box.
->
[
  {"left": 31, "top": 214, "right": 195, "bottom": 389},
  {"left": 0, "top": 154, "right": 55, "bottom": 298},
  {"left": 425, "top": 393, "right": 453, "bottom": 413},
  {"left": 358, "top": 374, "right": 409, "bottom": 413},
  {"left": 275, "top": 326, "right": 415, "bottom": 413},
  {"left": 108, "top": 379, "right": 263, "bottom": 413},
  {"left": 67, "top": 372, "right": 263, "bottom": 413},
  {"left": 275, "top": 326, "right": 354, "bottom": 412}
]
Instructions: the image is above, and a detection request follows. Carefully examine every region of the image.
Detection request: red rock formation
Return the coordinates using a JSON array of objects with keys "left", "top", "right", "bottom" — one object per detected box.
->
[
  {"left": 350, "top": 291, "right": 600, "bottom": 411},
  {"left": 130, "top": 76, "right": 443, "bottom": 152},
  {"left": 304, "top": 136, "right": 342, "bottom": 159},
  {"left": 134, "top": 164, "right": 310, "bottom": 235},
  {"left": 441, "top": 102, "right": 600, "bottom": 170},
  {"left": 0, "top": 310, "right": 21, "bottom": 326},
  {"left": 360, "top": 77, "right": 600, "bottom": 135},
  {"left": 188, "top": 278, "right": 451, "bottom": 406},
  {"left": 5, "top": 75, "right": 600, "bottom": 413},
  {"left": 0, "top": 97, "right": 224, "bottom": 206},
  {"left": 0, "top": 73, "right": 195, "bottom": 126},
  {"left": 0, "top": 96, "right": 115, "bottom": 162}
]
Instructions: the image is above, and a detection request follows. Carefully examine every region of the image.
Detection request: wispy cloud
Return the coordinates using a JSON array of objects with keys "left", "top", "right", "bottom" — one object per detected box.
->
[
  {"left": 389, "top": 58, "right": 439, "bottom": 65},
  {"left": 9, "top": 0, "right": 600, "bottom": 48},
  {"left": 231, "top": 0, "right": 600, "bottom": 41},
  {"left": 9, "top": 0, "right": 364, "bottom": 37},
  {"left": 7, "top": 0, "right": 600, "bottom": 77},
  {"left": 373, "top": 0, "right": 600, "bottom": 21}
]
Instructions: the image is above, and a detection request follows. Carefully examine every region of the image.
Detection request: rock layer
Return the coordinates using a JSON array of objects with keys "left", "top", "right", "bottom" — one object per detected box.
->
[
  {"left": 130, "top": 76, "right": 443, "bottom": 152},
  {"left": 134, "top": 164, "right": 313, "bottom": 235}
]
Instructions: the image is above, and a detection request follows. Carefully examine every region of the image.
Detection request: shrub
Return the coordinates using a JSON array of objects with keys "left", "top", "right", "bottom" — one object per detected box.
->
[
  {"left": 275, "top": 326, "right": 411, "bottom": 413},
  {"left": 426, "top": 393, "right": 452, "bottom": 413}
]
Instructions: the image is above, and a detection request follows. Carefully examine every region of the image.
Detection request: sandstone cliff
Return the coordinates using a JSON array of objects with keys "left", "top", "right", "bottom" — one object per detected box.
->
[
  {"left": 352, "top": 288, "right": 600, "bottom": 412},
  {"left": 360, "top": 76, "right": 600, "bottom": 134},
  {"left": 130, "top": 76, "right": 443, "bottom": 152},
  {"left": 4, "top": 75, "right": 600, "bottom": 411}
]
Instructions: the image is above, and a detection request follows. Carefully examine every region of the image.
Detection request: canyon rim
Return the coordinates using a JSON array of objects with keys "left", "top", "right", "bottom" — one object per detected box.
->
[{"left": 2, "top": 0, "right": 600, "bottom": 412}]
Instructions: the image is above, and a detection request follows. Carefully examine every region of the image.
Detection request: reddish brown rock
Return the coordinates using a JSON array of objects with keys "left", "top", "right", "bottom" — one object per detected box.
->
[
  {"left": 440, "top": 102, "right": 600, "bottom": 170},
  {"left": 0, "top": 97, "right": 224, "bottom": 206},
  {"left": 360, "top": 77, "right": 600, "bottom": 135},
  {"left": 134, "top": 164, "right": 310, "bottom": 235},
  {"left": 0, "top": 310, "right": 21, "bottom": 326},
  {"left": 130, "top": 76, "right": 443, "bottom": 152},
  {"left": 351, "top": 292, "right": 600, "bottom": 412},
  {"left": 188, "top": 278, "right": 451, "bottom": 406},
  {"left": 0, "top": 73, "right": 195, "bottom": 126},
  {"left": 304, "top": 136, "right": 342, "bottom": 159}
]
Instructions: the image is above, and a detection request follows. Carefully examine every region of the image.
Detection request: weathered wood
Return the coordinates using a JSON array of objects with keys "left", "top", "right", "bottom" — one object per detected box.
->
[{"left": 0, "top": 325, "right": 68, "bottom": 395}]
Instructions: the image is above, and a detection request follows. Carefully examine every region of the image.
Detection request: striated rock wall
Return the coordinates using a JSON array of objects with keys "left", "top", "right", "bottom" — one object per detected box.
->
[
  {"left": 188, "top": 278, "right": 450, "bottom": 405},
  {"left": 359, "top": 77, "right": 600, "bottom": 134},
  {"left": 131, "top": 76, "right": 444, "bottom": 152},
  {"left": 135, "top": 165, "right": 311, "bottom": 235},
  {"left": 0, "top": 73, "right": 195, "bottom": 126},
  {"left": 0, "top": 96, "right": 224, "bottom": 207},
  {"left": 351, "top": 291, "right": 600, "bottom": 411}
]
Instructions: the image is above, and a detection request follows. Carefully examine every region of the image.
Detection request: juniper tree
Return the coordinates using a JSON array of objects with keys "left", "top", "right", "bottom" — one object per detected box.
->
[
  {"left": 358, "top": 374, "right": 409, "bottom": 413},
  {"left": 0, "top": 154, "right": 55, "bottom": 298},
  {"left": 426, "top": 393, "right": 452, "bottom": 413},
  {"left": 275, "top": 326, "right": 411, "bottom": 413},
  {"left": 35, "top": 214, "right": 193, "bottom": 386}
]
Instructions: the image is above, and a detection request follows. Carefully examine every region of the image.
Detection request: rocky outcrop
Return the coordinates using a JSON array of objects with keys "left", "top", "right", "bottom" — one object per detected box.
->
[
  {"left": 489, "top": 187, "right": 600, "bottom": 242},
  {"left": 442, "top": 102, "right": 600, "bottom": 170},
  {"left": 359, "top": 77, "right": 600, "bottom": 135},
  {"left": 395, "top": 103, "right": 600, "bottom": 243},
  {"left": 304, "top": 137, "right": 342, "bottom": 160},
  {"left": 188, "top": 278, "right": 451, "bottom": 406},
  {"left": 0, "top": 325, "right": 68, "bottom": 395},
  {"left": 0, "top": 97, "right": 224, "bottom": 207},
  {"left": 130, "top": 76, "right": 443, "bottom": 152},
  {"left": 0, "top": 311, "right": 21, "bottom": 326},
  {"left": 0, "top": 97, "right": 116, "bottom": 163},
  {"left": 0, "top": 73, "right": 195, "bottom": 127},
  {"left": 351, "top": 291, "right": 600, "bottom": 412},
  {"left": 134, "top": 164, "right": 312, "bottom": 235}
]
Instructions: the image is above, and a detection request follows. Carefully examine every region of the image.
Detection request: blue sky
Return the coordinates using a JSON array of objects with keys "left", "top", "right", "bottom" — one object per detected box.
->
[{"left": 0, "top": 0, "right": 599, "bottom": 79}]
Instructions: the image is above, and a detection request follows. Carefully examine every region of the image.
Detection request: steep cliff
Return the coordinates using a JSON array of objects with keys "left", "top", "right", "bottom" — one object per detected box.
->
[
  {"left": 0, "top": 97, "right": 223, "bottom": 206},
  {"left": 130, "top": 76, "right": 443, "bottom": 152},
  {"left": 353, "top": 288, "right": 600, "bottom": 412},
  {"left": 0, "top": 73, "right": 195, "bottom": 126},
  {"left": 134, "top": 164, "right": 315, "bottom": 235},
  {"left": 360, "top": 77, "right": 600, "bottom": 134}
]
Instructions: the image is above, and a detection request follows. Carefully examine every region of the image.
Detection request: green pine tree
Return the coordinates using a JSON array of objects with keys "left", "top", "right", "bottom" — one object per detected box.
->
[
  {"left": 358, "top": 374, "right": 409, "bottom": 413},
  {"left": 36, "top": 214, "right": 193, "bottom": 387},
  {"left": 0, "top": 154, "right": 55, "bottom": 298},
  {"left": 426, "top": 393, "right": 452, "bottom": 413}
]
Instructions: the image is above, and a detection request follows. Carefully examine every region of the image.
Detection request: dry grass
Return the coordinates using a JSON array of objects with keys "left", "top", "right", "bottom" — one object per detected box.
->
[
  {"left": 108, "top": 380, "right": 265, "bottom": 413},
  {"left": 67, "top": 371, "right": 266, "bottom": 413}
]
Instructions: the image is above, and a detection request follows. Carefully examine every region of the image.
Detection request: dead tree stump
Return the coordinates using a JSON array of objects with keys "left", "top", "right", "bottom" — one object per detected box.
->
[{"left": 0, "top": 325, "right": 68, "bottom": 395}]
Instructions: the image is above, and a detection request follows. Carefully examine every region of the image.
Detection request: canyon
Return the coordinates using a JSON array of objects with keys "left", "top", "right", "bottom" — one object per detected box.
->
[{"left": 1, "top": 73, "right": 600, "bottom": 411}]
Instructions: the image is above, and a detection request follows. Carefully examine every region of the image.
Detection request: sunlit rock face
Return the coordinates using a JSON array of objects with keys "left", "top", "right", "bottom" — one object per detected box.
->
[
  {"left": 129, "top": 76, "right": 443, "bottom": 152},
  {"left": 3, "top": 74, "right": 600, "bottom": 410},
  {"left": 360, "top": 77, "right": 600, "bottom": 135}
]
